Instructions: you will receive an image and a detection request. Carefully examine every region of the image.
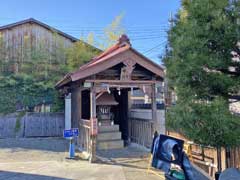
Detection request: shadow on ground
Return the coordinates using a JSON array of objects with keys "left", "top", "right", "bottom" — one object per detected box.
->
[
  {"left": 97, "top": 145, "right": 211, "bottom": 180},
  {"left": 0, "top": 170, "right": 71, "bottom": 180},
  {"left": 97, "top": 145, "right": 162, "bottom": 180},
  {"left": 0, "top": 138, "right": 68, "bottom": 152}
]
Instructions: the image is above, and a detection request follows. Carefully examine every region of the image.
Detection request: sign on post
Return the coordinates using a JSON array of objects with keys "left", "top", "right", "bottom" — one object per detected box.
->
[{"left": 63, "top": 128, "right": 79, "bottom": 138}]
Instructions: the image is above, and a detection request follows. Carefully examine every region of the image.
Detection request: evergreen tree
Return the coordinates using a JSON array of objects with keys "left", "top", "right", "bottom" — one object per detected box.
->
[{"left": 164, "top": 0, "right": 240, "bottom": 172}]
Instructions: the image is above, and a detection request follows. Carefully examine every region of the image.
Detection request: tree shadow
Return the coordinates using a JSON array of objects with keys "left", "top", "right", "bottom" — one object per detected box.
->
[
  {"left": 97, "top": 145, "right": 149, "bottom": 159},
  {"left": 0, "top": 138, "right": 68, "bottom": 152},
  {"left": 96, "top": 146, "right": 150, "bottom": 171},
  {"left": 96, "top": 146, "right": 211, "bottom": 180},
  {"left": 0, "top": 170, "right": 71, "bottom": 180}
]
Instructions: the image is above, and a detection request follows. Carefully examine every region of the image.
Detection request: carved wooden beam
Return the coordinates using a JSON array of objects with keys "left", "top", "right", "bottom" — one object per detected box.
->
[
  {"left": 121, "top": 59, "right": 136, "bottom": 81},
  {"left": 85, "top": 79, "right": 156, "bottom": 84}
]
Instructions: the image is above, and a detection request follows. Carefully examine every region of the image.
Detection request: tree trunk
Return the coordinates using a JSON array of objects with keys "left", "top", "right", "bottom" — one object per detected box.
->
[
  {"left": 215, "top": 146, "right": 222, "bottom": 180},
  {"left": 217, "top": 147, "right": 222, "bottom": 172},
  {"left": 225, "top": 146, "right": 231, "bottom": 168}
]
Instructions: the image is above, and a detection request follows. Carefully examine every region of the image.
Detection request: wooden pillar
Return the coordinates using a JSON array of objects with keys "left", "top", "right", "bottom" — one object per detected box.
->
[
  {"left": 71, "top": 87, "right": 82, "bottom": 129},
  {"left": 89, "top": 86, "right": 97, "bottom": 163},
  {"left": 77, "top": 87, "right": 82, "bottom": 150},
  {"left": 152, "top": 83, "right": 158, "bottom": 133},
  {"left": 128, "top": 91, "right": 132, "bottom": 143},
  {"left": 77, "top": 87, "right": 82, "bottom": 124}
]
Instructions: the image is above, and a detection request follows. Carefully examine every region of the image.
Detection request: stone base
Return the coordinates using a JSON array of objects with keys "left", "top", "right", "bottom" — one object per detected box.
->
[
  {"left": 97, "top": 124, "right": 124, "bottom": 150},
  {"left": 98, "top": 119, "right": 112, "bottom": 126}
]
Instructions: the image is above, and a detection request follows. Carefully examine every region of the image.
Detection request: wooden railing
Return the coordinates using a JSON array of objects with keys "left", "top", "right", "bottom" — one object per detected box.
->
[
  {"left": 129, "top": 118, "right": 154, "bottom": 148},
  {"left": 79, "top": 119, "right": 91, "bottom": 154}
]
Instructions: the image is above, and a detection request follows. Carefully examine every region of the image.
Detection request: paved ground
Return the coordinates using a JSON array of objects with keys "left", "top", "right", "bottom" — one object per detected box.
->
[
  {"left": 0, "top": 138, "right": 159, "bottom": 180},
  {"left": 0, "top": 138, "right": 125, "bottom": 180},
  {"left": 0, "top": 138, "right": 209, "bottom": 180},
  {"left": 97, "top": 144, "right": 162, "bottom": 180},
  {"left": 97, "top": 144, "right": 210, "bottom": 180}
]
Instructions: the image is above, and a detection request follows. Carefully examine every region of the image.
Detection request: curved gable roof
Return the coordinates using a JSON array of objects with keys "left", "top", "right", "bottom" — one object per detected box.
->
[{"left": 56, "top": 34, "right": 165, "bottom": 88}]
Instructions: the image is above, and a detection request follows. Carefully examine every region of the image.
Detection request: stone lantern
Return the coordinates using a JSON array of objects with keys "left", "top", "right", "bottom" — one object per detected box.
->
[{"left": 96, "top": 92, "right": 118, "bottom": 126}]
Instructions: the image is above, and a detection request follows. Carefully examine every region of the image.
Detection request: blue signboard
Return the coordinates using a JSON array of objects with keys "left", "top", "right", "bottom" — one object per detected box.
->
[{"left": 63, "top": 128, "right": 79, "bottom": 138}]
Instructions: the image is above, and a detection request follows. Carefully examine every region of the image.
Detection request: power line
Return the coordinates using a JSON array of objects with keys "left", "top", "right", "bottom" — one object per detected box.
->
[
  {"left": 55, "top": 25, "right": 169, "bottom": 29},
  {"left": 61, "top": 29, "right": 167, "bottom": 35},
  {"left": 0, "top": 17, "right": 169, "bottom": 30},
  {"left": 143, "top": 41, "right": 167, "bottom": 55},
  {"left": 131, "top": 36, "right": 167, "bottom": 41},
  {"left": 143, "top": 41, "right": 166, "bottom": 54},
  {"left": 53, "top": 28, "right": 169, "bottom": 33},
  {"left": 0, "top": 17, "right": 169, "bottom": 29}
]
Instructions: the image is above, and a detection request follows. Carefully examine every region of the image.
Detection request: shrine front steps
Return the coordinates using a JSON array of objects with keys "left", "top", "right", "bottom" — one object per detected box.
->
[
  {"left": 98, "top": 131, "right": 121, "bottom": 141},
  {"left": 98, "top": 124, "right": 119, "bottom": 133},
  {"left": 97, "top": 125, "right": 124, "bottom": 150},
  {"left": 97, "top": 139, "right": 124, "bottom": 150}
]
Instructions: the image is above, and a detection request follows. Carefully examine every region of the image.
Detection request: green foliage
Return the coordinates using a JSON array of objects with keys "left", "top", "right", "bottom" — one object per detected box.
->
[
  {"left": 167, "top": 97, "right": 240, "bottom": 147},
  {"left": 15, "top": 118, "right": 21, "bottom": 132},
  {"left": 0, "top": 36, "right": 68, "bottom": 113},
  {"left": 164, "top": 0, "right": 240, "bottom": 148},
  {"left": 99, "top": 13, "right": 125, "bottom": 49},
  {"left": 66, "top": 40, "right": 100, "bottom": 71},
  {"left": 0, "top": 14, "right": 125, "bottom": 114},
  {"left": 0, "top": 83, "right": 17, "bottom": 114},
  {"left": 65, "top": 13, "right": 125, "bottom": 71},
  {"left": 15, "top": 111, "right": 25, "bottom": 132}
]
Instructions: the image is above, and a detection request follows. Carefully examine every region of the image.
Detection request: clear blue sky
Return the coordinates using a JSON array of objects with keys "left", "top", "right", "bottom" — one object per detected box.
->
[{"left": 0, "top": 0, "right": 181, "bottom": 64}]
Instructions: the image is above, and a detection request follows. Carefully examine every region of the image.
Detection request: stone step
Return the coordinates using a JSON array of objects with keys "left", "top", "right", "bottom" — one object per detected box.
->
[
  {"left": 97, "top": 140, "right": 124, "bottom": 150},
  {"left": 98, "top": 119, "right": 112, "bottom": 126},
  {"left": 97, "top": 132, "right": 122, "bottom": 141},
  {"left": 98, "top": 125, "right": 119, "bottom": 133}
]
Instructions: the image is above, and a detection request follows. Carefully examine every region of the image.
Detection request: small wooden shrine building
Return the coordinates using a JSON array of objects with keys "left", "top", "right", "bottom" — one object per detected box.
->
[{"left": 56, "top": 35, "right": 165, "bottom": 162}]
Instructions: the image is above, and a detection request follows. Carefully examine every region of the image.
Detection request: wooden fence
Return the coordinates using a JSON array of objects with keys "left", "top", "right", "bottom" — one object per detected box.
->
[
  {"left": 0, "top": 112, "right": 64, "bottom": 138},
  {"left": 129, "top": 109, "right": 165, "bottom": 148},
  {"left": 129, "top": 118, "right": 154, "bottom": 148}
]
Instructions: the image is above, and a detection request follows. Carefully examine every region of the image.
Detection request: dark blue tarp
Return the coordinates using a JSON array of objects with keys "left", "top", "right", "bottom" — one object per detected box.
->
[{"left": 151, "top": 134, "right": 194, "bottom": 180}]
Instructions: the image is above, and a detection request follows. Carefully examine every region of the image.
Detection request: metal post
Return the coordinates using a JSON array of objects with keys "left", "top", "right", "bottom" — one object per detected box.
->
[{"left": 69, "top": 137, "right": 75, "bottom": 158}]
